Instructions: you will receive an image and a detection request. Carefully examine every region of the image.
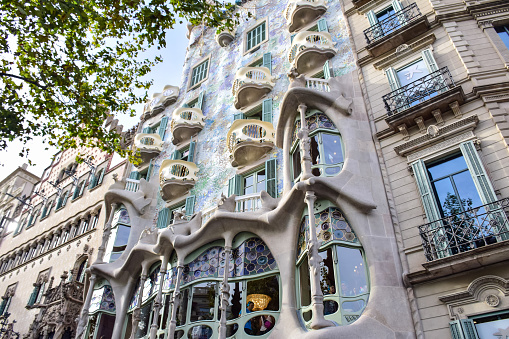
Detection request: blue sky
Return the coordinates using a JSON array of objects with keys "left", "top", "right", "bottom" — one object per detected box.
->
[{"left": 0, "top": 23, "right": 189, "bottom": 179}]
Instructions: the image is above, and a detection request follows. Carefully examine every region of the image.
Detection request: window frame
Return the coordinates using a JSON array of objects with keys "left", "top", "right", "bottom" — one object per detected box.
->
[
  {"left": 187, "top": 55, "right": 211, "bottom": 91},
  {"left": 243, "top": 18, "right": 269, "bottom": 55}
]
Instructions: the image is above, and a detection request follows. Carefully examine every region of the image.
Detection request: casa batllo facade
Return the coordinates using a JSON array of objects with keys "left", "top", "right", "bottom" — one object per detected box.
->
[{"left": 0, "top": 138, "right": 129, "bottom": 338}]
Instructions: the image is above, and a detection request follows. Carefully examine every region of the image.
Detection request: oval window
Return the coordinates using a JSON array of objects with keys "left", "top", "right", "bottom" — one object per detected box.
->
[
  {"left": 243, "top": 314, "right": 276, "bottom": 336},
  {"left": 187, "top": 325, "right": 213, "bottom": 339}
]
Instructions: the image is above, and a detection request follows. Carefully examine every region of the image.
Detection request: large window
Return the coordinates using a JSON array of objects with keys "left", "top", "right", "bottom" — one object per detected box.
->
[
  {"left": 190, "top": 59, "right": 209, "bottom": 88},
  {"left": 246, "top": 21, "right": 267, "bottom": 52},
  {"left": 495, "top": 25, "right": 509, "bottom": 50},
  {"left": 227, "top": 158, "right": 278, "bottom": 202},
  {"left": 106, "top": 205, "right": 132, "bottom": 262},
  {"left": 365, "top": 0, "right": 406, "bottom": 41},
  {"left": 291, "top": 110, "right": 344, "bottom": 181},
  {"left": 296, "top": 202, "right": 369, "bottom": 327}
]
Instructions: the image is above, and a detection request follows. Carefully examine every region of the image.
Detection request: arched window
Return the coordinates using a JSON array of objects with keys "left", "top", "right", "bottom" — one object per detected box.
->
[
  {"left": 77, "top": 259, "right": 88, "bottom": 283},
  {"left": 105, "top": 205, "right": 131, "bottom": 262},
  {"left": 87, "top": 279, "right": 116, "bottom": 338},
  {"left": 291, "top": 109, "right": 345, "bottom": 181},
  {"left": 296, "top": 201, "right": 369, "bottom": 327}
]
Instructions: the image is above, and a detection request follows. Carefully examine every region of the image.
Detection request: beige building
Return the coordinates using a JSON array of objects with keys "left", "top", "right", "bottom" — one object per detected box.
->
[{"left": 344, "top": 0, "right": 509, "bottom": 337}]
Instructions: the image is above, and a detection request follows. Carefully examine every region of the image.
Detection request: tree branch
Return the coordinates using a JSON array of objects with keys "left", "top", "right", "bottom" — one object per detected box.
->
[{"left": 0, "top": 73, "right": 48, "bottom": 89}]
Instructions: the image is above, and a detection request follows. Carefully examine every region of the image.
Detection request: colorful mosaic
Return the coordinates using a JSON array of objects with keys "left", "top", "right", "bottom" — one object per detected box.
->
[
  {"left": 234, "top": 237, "right": 278, "bottom": 277},
  {"left": 89, "top": 285, "right": 116, "bottom": 314},
  {"left": 297, "top": 207, "right": 357, "bottom": 259},
  {"left": 182, "top": 246, "right": 222, "bottom": 284},
  {"left": 112, "top": 205, "right": 130, "bottom": 226},
  {"left": 292, "top": 112, "right": 338, "bottom": 145}
]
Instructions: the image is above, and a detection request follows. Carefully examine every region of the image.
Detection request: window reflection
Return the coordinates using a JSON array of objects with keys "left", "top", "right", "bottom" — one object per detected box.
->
[
  {"left": 187, "top": 325, "right": 213, "bottom": 339},
  {"left": 135, "top": 301, "right": 153, "bottom": 337},
  {"left": 177, "top": 289, "right": 189, "bottom": 326},
  {"left": 190, "top": 282, "right": 216, "bottom": 322},
  {"left": 246, "top": 275, "right": 279, "bottom": 312},
  {"left": 337, "top": 247, "right": 368, "bottom": 296},
  {"left": 299, "top": 260, "right": 311, "bottom": 307},
  {"left": 292, "top": 145, "right": 302, "bottom": 180},
  {"left": 319, "top": 248, "right": 336, "bottom": 295},
  {"left": 220, "top": 281, "right": 242, "bottom": 321}
]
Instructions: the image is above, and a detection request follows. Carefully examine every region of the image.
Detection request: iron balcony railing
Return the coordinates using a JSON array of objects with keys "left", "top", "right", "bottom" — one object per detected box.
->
[
  {"left": 383, "top": 67, "right": 455, "bottom": 116},
  {"left": 419, "top": 198, "right": 509, "bottom": 262},
  {"left": 364, "top": 3, "right": 421, "bottom": 44}
]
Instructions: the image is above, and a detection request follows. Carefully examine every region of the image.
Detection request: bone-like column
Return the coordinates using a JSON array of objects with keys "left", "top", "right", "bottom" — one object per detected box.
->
[
  {"left": 75, "top": 273, "right": 97, "bottom": 339},
  {"left": 304, "top": 191, "right": 334, "bottom": 329},
  {"left": 130, "top": 271, "right": 148, "bottom": 339},
  {"left": 218, "top": 243, "right": 233, "bottom": 339},
  {"left": 297, "top": 103, "right": 313, "bottom": 181},
  {"left": 150, "top": 255, "right": 169, "bottom": 339},
  {"left": 96, "top": 202, "right": 117, "bottom": 263},
  {"left": 168, "top": 263, "right": 184, "bottom": 338}
]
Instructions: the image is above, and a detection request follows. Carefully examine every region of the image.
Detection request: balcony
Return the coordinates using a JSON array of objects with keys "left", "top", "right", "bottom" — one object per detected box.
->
[
  {"left": 201, "top": 192, "right": 263, "bottom": 225},
  {"left": 142, "top": 85, "right": 180, "bottom": 119},
  {"left": 419, "top": 198, "right": 509, "bottom": 262},
  {"left": 384, "top": 67, "right": 465, "bottom": 132},
  {"left": 125, "top": 178, "right": 140, "bottom": 193},
  {"left": 232, "top": 67, "right": 275, "bottom": 110},
  {"left": 170, "top": 107, "right": 205, "bottom": 145},
  {"left": 159, "top": 160, "right": 199, "bottom": 202},
  {"left": 134, "top": 133, "right": 164, "bottom": 165},
  {"left": 284, "top": 0, "right": 327, "bottom": 33},
  {"left": 364, "top": 4, "right": 429, "bottom": 57},
  {"left": 288, "top": 31, "right": 336, "bottom": 74},
  {"left": 227, "top": 120, "right": 275, "bottom": 167},
  {"left": 215, "top": 29, "right": 235, "bottom": 47}
]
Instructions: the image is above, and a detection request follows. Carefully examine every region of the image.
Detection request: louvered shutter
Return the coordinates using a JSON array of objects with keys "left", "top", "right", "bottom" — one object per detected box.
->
[
  {"left": 142, "top": 127, "right": 152, "bottom": 134},
  {"left": 88, "top": 173, "right": 97, "bottom": 189},
  {"left": 323, "top": 60, "right": 331, "bottom": 79},
  {"left": 262, "top": 99, "right": 273, "bottom": 124},
  {"left": 234, "top": 113, "right": 246, "bottom": 120},
  {"left": 392, "top": 0, "right": 407, "bottom": 26},
  {"left": 129, "top": 171, "right": 141, "bottom": 180},
  {"left": 41, "top": 206, "right": 48, "bottom": 219},
  {"left": 157, "top": 116, "right": 169, "bottom": 139},
  {"left": 36, "top": 283, "right": 45, "bottom": 304},
  {"left": 422, "top": 49, "right": 439, "bottom": 73},
  {"left": 79, "top": 181, "right": 86, "bottom": 196},
  {"left": 450, "top": 320, "right": 464, "bottom": 339},
  {"left": 317, "top": 18, "right": 328, "bottom": 32},
  {"left": 146, "top": 160, "right": 153, "bottom": 180},
  {"left": 188, "top": 141, "right": 197, "bottom": 163},
  {"left": 157, "top": 208, "right": 169, "bottom": 229},
  {"left": 27, "top": 286, "right": 39, "bottom": 306},
  {"left": 460, "top": 319, "right": 479, "bottom": 339},
  {"left": 0, "top": 298, "right": 7, "bottom": 315},
  {"left": 385, "top": 67, "right": 401, "bottom": 92},
  {"left": 185, "top": 195, "right": 196, "bottom": 216},
  {"left": 263, "top": 53, "right": 272, "bottom": 74},
  {"left": 411, "top": 160, "right": 442, "bottom": 222},
  {"left": 265, "top": 159, "right": 277, "bottom": 198},
  {"left": 98, "top": 169, "right": 106, "bottom": 185},
  {"left": 196, "top": 92, "right": 205, "bottom": 110},
  {"left": 228, "top": 175, "right": 243, "bottom": 196},
  {"left": 366, "top": 11, "right": 378, "bottom": 26},
  {"left": 171, "top": 150, "right": 182, "bottom": 160}
]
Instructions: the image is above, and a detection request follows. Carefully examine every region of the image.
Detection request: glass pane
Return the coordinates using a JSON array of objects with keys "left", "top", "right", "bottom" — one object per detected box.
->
[
  {"left": 427, "top": 154, "right": 468, "bottom": 180},
  {"left": 113, "top": 225, "right": 131, "bottom": 247},
  {"left": 337, "top": 247, "right": 368, "bottom": 297},
  {"left": 226, "top": 324, "right": 238, "bottom": 337},
  {"left": 396, "top": 59, "right": 430, "bottom": 87},
  {"left": 175, "top": 330, "right": 184, "bottom": 339},
  {"left": 244, "top": 314, "right": 275, "bottom": 336},
  {"left": 310, "top": 135, "right": 320, "bottom": 165},
  {"left": 376, "top": 6, "right": 395, "bottom": 21},
  {"left": 432, "top": 177, "right": 458, "bottom": 216},
  {"left": 321, "top": 134, "right": 343, "bottom": 165},
  {"left": 453, "top": 170, "right": 484, "bottom": 212},
  {"left": 246, "top": 275, "right": 279, "bottom": 311},
  {"left": 256, "top": 170, "right": 266, "bottom": 193},
  {"left": 342, "top": 300, "right": 365, "bottom": 313},
  {"left": 495, "top": 25, "right": 509, "bottom": 49},
  {"left": 190, "top": 282, "right": 216, "bottom": 322},
  {"left": 176, "top": 288, "right": 189, "bottom": 326},
  {"left": 135, "top": 301, "right": 153, "bottom": 338},
  {"left": 292, "top": 146, "right": 302, "bottom": 180},
  {"left": 299, "top": 260, "right": 311, "bottom": 307},
  {"left": 244, "top": 175, "right": 254, "bottom": 195},
  {"left": 222, "top": 281, "right": 242, "bottom": 320},
  {"left": 302, "top": 310, "right": 312, "bottom": 322},
  {"left": 319, "top": 248, "right": 336, "bottom": 295},
  {"left": 324, "top": 300, "right": 338, "bottom": 316},
  {"left": 187, "top": 325, "right": 213, "bottom": 339}
]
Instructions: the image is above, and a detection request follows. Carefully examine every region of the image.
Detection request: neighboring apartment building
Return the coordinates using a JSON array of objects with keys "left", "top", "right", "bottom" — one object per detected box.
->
[
  {"left": 75, "top": 0, "right": 422, "bottom": 338},
  {"left": 343, "top": 0, "right": 509, "bottom": 338},
  {"left": 0, "top": 133, "right": 129, "bottom": 337},
  {"left": 0, "top": 164, "right": 40, "bottom": 240}
]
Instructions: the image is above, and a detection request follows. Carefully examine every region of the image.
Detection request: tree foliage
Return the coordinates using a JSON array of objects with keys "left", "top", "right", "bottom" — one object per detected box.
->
[{"left": 0, "top": 0, "right": 236, "bottom": 162}]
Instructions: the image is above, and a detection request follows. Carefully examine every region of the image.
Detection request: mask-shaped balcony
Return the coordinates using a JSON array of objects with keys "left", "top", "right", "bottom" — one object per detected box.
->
[
  {"left": 159, "top": 160, "right": 199, "bottom": 202},
  {"left": 134, "top": 133, "right": 164, "bottom": 165},
  {"left": 284, "top": 0, "right": 327, "bottom": 32},
  {"left": 142, "top": 85, "right": 180, "bottom": 119},
  {"left": 216, "top": 29, "right": 235, "bottom": 47},
  {"left": 227, "top": 120, "right": 275, "bottom": 167},
  {"left": 170, "top": 107, "right": 205, "bottom": 145},
  {"left": 288, "top": 31, "right": 337, "bottom": 75},
  {"left": 232, "top": 67, "right": 275, "bottom": 110}
]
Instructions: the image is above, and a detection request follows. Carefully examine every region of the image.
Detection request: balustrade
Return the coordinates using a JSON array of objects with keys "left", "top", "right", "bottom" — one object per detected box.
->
[
  {"left": 170, "top": 107, "right": 205, "bottom": 145},
  {"left": 159, "top": 160, "right": 199, "bottom": 202},
  {"left": 232, "top": 67, "right": 275, "bottom": 109}
]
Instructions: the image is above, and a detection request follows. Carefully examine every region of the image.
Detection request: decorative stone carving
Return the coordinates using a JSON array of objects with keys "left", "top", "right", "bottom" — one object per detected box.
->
[
  {"left": 427, "top": 125, "right": 440, "bottom": 138},
  {"left": 414, "top": 117, "right": 426, "bottom": 134},
  {"left": 485, "top": 294, "right": 500, "bottom": 307},
  {"left": 450, "top": 101, "right": 462, "bottom": 118},
  {"left": 398, "top": 124, "right": 409, "bottom": 140},
  {"left": 431, "top": 109, "right": 444, "bottom": 126}
]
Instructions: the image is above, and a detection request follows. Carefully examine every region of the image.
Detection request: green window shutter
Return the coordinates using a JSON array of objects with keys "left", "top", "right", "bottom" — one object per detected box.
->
[
  {"left": 411, "top": 160, "right": 442, "bottom": 223},
  {"left": 129, "top": 171, "right": 141, "bottom": 180},
  {"left": 157, "top": 116, "right": 169, "bottom": 139},
  {"left": 234, "top": 113, "right": 246, "bottom": 120},
  {"left": 56, "top": 197, "right": 62, "bottom": 210},
  {"left": 459, "top": 141, "right": 497, "bottom": 205},
  {"left": 460, "top": 319, "right": 479, "bottom": 339},
  {"left": 323, "top": 60, "right": 331, "bottom": 80},
  {"left": 228, "top": 175, "right": 243, "bottom": 196},
  {"left": 156, "top": 208, "right": 169, "bottom": 229},
  {"left": 182, "top": 103, "right": 190, "bottom": 108},
  {"left": 79, "top": 181, "right": 86, "bottom": 197},
  {"left": 146, "top": 160, "right": 153, "bottom": 180},
  {"left": 62, "top": 190, "right": 70, "bottom": 206},
  {"left": 366, "top": 10, "right": 378, "bottom": 26},
  {"left": 41, "top": 207, "right": 48, "bottom": 219},
  {"left": 262, "top": 53, "right": 272, "bottom": 74},
  {"left": 290, "top": 34, "right": 296, "bottom": 43},
  {"left": 171, "top": 150, "right": 182, "bottom": 160},
  {"left": 262, "top": 99, "right": 273, "bottom": 124},
  {"left": 142, "top": 127, "right": 152, "bottom": 134},
  {"left": 27, "top": 214, "right": 34, "bottom": 227},
  {"left": 392, "top": 0, "right": 404, "bottom": 11},
  {"left": 0, "top": 298, "right": 7, "bottom": 315},
  {"left": 265, "top": 159, "right": 277, "bottom": 198},
  {"left": 196, "top": 92, "right": 205, "bottom": 110},
  {"left": 385, "top": 67, "right": 401, "bottom": 92},
  {"left": 317, "top": 18, "right": 328, "bottom": 32},
  {"left": 450, "top": 320, "right": 465, "bottom": 339},
  {"left": 185, "top": 195, "right": 196, "bottom": 216},
  {"left": 98, "top": 169, "right": 106, "bottom": 185},
  {"left": 188, "top": 141, "right": 197, "bottom": 163},
  {"left": 88, "top": 174, "right": 96, "bottom": 189},
  {"left": 422, "top": 49, "right": 439, "bottom": 73},
  {"left": 27, "top": 286, "right": 39, "bottom": 306}
]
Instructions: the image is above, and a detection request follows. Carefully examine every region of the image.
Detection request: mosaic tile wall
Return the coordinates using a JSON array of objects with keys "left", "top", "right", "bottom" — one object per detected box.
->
[{"left": 144, "top": 0, "right": 356, "bottom": 222}]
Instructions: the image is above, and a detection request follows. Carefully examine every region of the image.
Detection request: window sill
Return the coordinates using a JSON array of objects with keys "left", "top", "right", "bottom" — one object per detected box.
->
[
  {"left": 243, "top": 40, "right": 267, "bottom": 56},
  {"left": 88, "top": 183, "right": 102, "bottom": 193},
  {"left": 72, "top": 195, "right": 84, "bottom": 203}
]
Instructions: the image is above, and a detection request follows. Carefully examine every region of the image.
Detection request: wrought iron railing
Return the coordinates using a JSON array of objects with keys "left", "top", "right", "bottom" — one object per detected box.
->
[
  {"left": 364, "top": 3, "right": 421, "bottom": 44},
  {"left": 383, "top": 67, "right": 455, "bottom": 116},
  {"left": 419, "top": 198, "right": 509, "bottom": 261}
]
